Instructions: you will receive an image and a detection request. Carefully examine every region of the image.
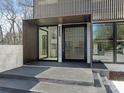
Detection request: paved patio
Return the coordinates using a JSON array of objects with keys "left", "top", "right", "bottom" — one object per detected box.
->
[
  {"left": 25, "top": 61, "right": 124, "bottom": 72},
  {"left": 0, "top": 61, "right": 123, "bottom": 93},
  {"left": 0, "top": 65, "right": 107, "bottom": 93}
]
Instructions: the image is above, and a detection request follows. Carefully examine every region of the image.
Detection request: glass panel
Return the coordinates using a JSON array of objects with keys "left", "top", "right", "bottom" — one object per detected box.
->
[
  {"left": 117, "top": 23, "right": 124, "bottom": 63},
  {"left": 65, "top": 27, "right": 84, "bottom": 60},
  {"left": 93, "top": 23, "right": 113, "bottom": 62},
  {"left": 39, "top": 26, "right": 58, "bottom": 61},
  {"left": 39, "top": 29, "right": 48, "bottom": 58}
]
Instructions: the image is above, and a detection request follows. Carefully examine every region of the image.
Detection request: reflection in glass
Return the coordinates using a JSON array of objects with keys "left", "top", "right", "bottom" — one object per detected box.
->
[
  {"left": 65, "top": 27, "right": 84, "bottom": 60},
  {"left": 117, "top": 23, "right": 124, "bottom": 63},
  {"left": 93, "top": 23, "right": 113, "bottom": 62},
  {"left": 39, "top": 26, "right": 58, "bottom": 60}
]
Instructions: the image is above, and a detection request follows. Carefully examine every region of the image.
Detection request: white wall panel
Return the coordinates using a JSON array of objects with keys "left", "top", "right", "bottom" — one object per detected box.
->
[{"left": 0, "top": 45, "right": 23, "bottom": 72}]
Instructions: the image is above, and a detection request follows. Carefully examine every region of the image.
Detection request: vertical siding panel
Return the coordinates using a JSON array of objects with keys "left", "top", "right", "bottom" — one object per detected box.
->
[
  {"left": 106, "top": 0, "right": 108, "bottom": 20},
  {"left": 99, "top": 0, "right": 101, "bottom": 20},
  {"left": 121, "top": 0, "right": 123, "bottom": 19},
  {"left": 120, "top": 0, "right": 122, "bottom": 19},
  {"left": 97, "top": 0, "right": 99, "bottom": 20},
  {"left": 116, "top": 0, "right": 117, "bottom": 19},
  {"left": 122, "top": 0, "right": 124, "bottom": 18},
  {"left": 34, "top": 0, "right": 124, "bottom": 21},
  {"left": 104, "top": 0, "right": 107, "bottom": 19},
  {"left": 110, "top": 0, "right": 112, "bottom": 20},
  {"left": 112, "top": 0, "right": 114, "bottom": 19},
  {"left": 108, "top": 0, "right": 110, "bottom": 20},
  {"left": 118, "top": 0, "right": 120, "bottom": 19},
  {"left": 99, "top": 1, "right": 102, "bottom": 20},
  {"left": 102, "top": 0, "right": 104, "bottom": 20},
  {"left": 94, "top": 0, "right": 96, "bottom": 20},
  {"left": 83, "top": 0, "right": 85, "bottom": 14},
  {"left": 89, "top": 0, "right": 91, "bottom": 14},
  {"left": 98, "top": 0, "right": 100, "bottom": 20},
  {"left": 78, "top": 0, "right": 81, "bottom": 14},
  {"left": 114, "top": 0, "right": 116, "bottom": 19}
]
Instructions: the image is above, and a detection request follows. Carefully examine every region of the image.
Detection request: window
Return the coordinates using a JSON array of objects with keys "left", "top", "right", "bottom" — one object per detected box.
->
[
  {"left": 116, "top": 22, "right": 124, "bottom": 63},
  {"left": 39, "top": 26, "right": 58, "bottom": 61},
  {"left": 93, "top": 23, "right": 113, "bottom": 62}
]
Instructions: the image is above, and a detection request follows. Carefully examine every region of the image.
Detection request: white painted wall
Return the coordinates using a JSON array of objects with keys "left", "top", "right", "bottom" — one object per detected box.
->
[
  {"left": 58, "top": 24, "right": 62, "bottom": 62},
  {"left": 87, "top": 23, "right": 92, "bottom": 64},
  {"left": 0, "top": 45, "right": 23, "bottom": 72}
]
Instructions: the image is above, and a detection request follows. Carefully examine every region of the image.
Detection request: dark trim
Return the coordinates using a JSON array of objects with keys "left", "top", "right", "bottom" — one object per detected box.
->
[
  {"left": 37, "top": 25, "right": 58, "bottom": 27},
  {"left": 113, "top": 22, "right": 117, "bottom": 63},
  {"left": 62, "top": 24, "right": 87, "bottom": 62}
]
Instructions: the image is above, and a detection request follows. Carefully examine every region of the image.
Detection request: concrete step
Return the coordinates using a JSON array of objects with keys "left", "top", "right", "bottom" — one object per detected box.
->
[
  {"left": 0, "top": 66, "right": 94, "bottom": 86},
  {"left": 0, "top": 66, "right": 108, "bottom": 93},
  {"left": 93, "top": 72, "right": 107, "bottom": 93},
  {"left": 0, "top": 76, "right": 105, "bottom": 93},
  {"left": 93, "top": 69, "right": 109, "bottom": 78},
  {"left": 102, "top": 77, "right": 120, "bottom": 93},
  {"left": 0, "top": 87, "right": 40, "bottom": 93}
]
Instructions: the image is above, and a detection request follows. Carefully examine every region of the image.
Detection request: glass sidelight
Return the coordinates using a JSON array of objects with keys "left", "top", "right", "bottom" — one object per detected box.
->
[
  {"left": 39, "top": 26, "right": 58, "bottom": 61},
  {"left": 63, "top": 25, "right": 86, "bottom": 61},
  {"left": 39, "top": 28, "right": 48, "bottom": 58},
  {"left": 116, "top": 23, "right": 124, "bottom": 63},
  {"left": 93, "top": 23, "right": 113, "bottom": 62}
]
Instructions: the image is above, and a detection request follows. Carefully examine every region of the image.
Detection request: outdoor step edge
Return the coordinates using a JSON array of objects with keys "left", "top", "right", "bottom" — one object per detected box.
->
[
  {"left": 92, "top": 69, "right": 109, "bottom": 77},
  {"left": 0, "top": 86, "right": 41, "bottom": 93},
  {"left": 104, "top": 77, "right": 120, "bottom": 93},
  {"left": 97, "top": 73, "right": 106, "bottom": 91},
  {"left": 0, "top": 73, "right": 94, "bottom": 86}
]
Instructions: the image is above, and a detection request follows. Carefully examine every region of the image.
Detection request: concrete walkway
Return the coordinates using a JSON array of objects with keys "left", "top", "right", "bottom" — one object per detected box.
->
[
  {"left": 0, "top": 66, "right": 106, "bottom": 93},
  {"left": 112, "top": 81, "right": 124, "bottom": 93}
]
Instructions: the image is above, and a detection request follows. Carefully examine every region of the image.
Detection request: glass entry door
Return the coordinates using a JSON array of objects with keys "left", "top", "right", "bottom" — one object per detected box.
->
[
  {"left": 63, "top": 25, "right": 86, "bottom": 61},
  {"left": 39, "top": 26, "right": 58, "bottom": 61},
  {"left": 39, "top": 29, "right": 48, "bottom": 59}
]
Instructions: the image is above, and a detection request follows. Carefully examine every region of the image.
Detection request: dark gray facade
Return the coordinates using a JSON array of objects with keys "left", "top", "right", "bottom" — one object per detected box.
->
[
  {"left": 23, "top": 0, "right": 124, "bottom": 64},
  {"left": 34, "top": 0, "right": 124, "bottom": 21}
]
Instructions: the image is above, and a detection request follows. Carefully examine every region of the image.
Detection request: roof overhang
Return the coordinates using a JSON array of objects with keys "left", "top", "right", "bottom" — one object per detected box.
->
[{"left": 24, "top": 14, "right": 91, "bottom": 26}]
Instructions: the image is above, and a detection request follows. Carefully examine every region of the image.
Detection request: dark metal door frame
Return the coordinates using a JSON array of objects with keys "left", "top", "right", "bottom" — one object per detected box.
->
[{"left": 62, "top": 24, "right": 87, "bottom": 62}]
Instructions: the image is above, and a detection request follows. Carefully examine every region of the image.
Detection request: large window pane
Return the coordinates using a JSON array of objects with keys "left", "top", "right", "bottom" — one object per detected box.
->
[
  {"left": 93, "top": 23, "right": 113, "bottom": 62},
  {"left": 64, "top": 27, "right": 84, "bottom": 60},
  {"left": 39, "top": 26, "right": 58, "bottom": 61},
  {"left": 117, "top": 23, "right": 124, "bottom": 63}
]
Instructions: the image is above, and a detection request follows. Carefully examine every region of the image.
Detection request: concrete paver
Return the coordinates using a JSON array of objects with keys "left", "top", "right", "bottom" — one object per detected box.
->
[
  {"left": 0, "top": 66, "right": 106, "bottom": 93},
  {"left": 31, "top": 82, "right": 98, "bottom": 93},
  {"left": 36, "top": 67, "right": 94, "bottom": 86},
  {"left": 112, "top": 81, "right": 124, "bottom": 93}
]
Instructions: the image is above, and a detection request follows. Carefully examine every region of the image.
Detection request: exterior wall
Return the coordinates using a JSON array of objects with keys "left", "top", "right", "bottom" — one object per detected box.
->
[
  {"left": 87, "top": 23, "right": 92, "bottom": 64},
  {"left": 23, "top": 20, "right": 38, "bottom": 63},
  {"left": 34, "top": 0, "right": 124, "bottom": 21},
  {"left": 0, "top": 45, "right": 23, "bottom": 72}
]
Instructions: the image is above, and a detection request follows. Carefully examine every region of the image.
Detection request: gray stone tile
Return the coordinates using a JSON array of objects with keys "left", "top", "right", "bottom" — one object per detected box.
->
[
  {"left": 0, "top": 78, "right": 39, "bottom": 91},
  {"left": 36, "top": 67, "right": 94, "bottom": 86},
  {"left": 0, "top": 87, "right": 40, "bottom": 93},
  {"left": 1, "top": 66, "right": 50, "bottom": 77},
  {"left": 31, "top": 82, "right": 101, "bottom": 93}
]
